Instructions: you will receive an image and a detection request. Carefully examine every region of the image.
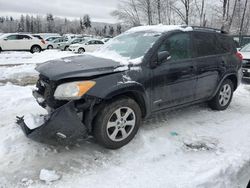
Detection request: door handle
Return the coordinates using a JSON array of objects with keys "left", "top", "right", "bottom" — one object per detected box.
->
[
  {"left": 221, "top": 61, "right": 226, "bottom": 67},
  {"left": 182, "top": 66, "right": 195, "bottom": 74}
]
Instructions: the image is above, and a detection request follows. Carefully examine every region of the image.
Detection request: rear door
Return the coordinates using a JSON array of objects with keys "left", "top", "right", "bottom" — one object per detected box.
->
[
  {"left": 17, "top": 35, "right": 33, "bottom": 50},
  {"left": 192, "top": 32, "right": 221, "bottom": 100},
  {"left": 151, "top": 32, "right": 197, "bottom": 111}
]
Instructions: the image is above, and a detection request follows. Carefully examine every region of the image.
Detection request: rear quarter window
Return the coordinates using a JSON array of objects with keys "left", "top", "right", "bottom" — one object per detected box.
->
[
  {"left": 217, "top": 35, "right": 236, "bottom": 53},
  {"left": 193, "top": 32, "right": 219, "bottom": 57}
]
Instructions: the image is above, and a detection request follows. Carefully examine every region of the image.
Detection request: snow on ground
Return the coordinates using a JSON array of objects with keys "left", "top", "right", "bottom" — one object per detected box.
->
[
  {"left": 0, "top": 50, "right": 77, "bottom": 86},
  {"left": 0, "top": 51, "right": 250, "bottom": 188},
  {"left": 0, "top": 50, "right": 76, "bottom": 65}
]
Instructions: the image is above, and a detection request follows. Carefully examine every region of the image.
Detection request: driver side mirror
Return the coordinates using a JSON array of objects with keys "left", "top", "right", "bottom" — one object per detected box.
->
[
  {"left": 158, "top": 51, "right": 171, "bottom": 63},
  {"left": 3, "top": 38, "right": 8, "bottom": 41}
]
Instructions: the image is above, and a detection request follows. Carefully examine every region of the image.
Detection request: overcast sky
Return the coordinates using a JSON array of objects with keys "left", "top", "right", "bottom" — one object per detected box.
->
[{"left": 0, "top": 0, "right": 120, "bottom": 23}]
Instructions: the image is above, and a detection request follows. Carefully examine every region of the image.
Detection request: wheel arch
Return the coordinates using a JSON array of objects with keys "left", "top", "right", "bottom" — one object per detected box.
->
[
  {"left": 210, "top": 73, "right": 238, "bottom": 99},
  {"left": 78, "top": 47, "right": 85, "bottom": 52},
  {"left": 31, "top": 44, "right": 41, "bottom": 50}
]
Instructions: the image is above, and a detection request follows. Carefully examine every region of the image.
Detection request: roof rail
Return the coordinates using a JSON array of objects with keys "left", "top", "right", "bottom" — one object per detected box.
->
[{"left": 191, "top": 26, "right": 228, "bottom": 34}]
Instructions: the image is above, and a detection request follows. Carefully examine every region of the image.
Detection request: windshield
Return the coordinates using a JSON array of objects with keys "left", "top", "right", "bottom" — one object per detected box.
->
[
  {"left": 98, "top": 32, "right": 161, "bottom": 60},
  {"left": 240, "top": 44, "right": 250, "bottom": 52}
]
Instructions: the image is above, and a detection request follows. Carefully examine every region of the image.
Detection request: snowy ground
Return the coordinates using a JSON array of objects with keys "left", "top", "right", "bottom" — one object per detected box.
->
[{"left": 0, "top": 51, "right": 250, "bottom": 188}]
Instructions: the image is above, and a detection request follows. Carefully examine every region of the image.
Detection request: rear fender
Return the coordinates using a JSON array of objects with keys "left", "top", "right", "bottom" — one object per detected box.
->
[{"left": 210, "top": 73, "right": 238, "bottom": 100}]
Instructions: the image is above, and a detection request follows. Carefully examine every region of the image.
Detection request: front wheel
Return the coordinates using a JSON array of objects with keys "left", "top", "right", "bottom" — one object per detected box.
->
[
  {"left": 208, "top": 79, "right": 234, "bottom": 111},
  {"left": 93, "top": 97, "right": 142, "bottom": 149},
  {"left": 47, "top": 45, "right": 53, "bottom": 49}
]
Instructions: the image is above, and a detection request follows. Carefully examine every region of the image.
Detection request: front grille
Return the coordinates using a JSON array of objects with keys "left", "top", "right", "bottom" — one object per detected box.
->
[{"left": 36, "top": 75, "right": 66, "bottom": 109}]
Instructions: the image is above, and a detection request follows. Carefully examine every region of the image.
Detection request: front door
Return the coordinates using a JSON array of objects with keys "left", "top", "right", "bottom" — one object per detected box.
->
[
  {"left": 2, "top": 34, "right": 19, "bottom": 50},
  {"left": 151, "top": 32, "right": 197, "bottom": 111}
]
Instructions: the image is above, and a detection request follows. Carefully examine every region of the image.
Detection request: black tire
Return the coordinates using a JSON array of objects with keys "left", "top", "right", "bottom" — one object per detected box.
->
[
  {"left": 47, "top": 45, "right": 53, "bottom": 49},
  {"left": 93, "top": 97, "right": 142, "bottom": 149},
  {"left": 208, "top": 79, "right": 234, "bottom": 111},
  {"left": 30, "top": 45, "right": 41, "bottom": 53},
  {"left": 78, "top": 48, "right": 85, "bottom": 54},
  {"left": 64, "top": 46, "right": 69, "bottom": 51}
]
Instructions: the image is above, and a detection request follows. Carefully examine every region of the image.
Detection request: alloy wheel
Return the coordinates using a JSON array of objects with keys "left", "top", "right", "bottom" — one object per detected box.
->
[
  {"left": 106, "top": 107, "right": 136, "bottom": 142},
  {"left": 219, "top": 84, "right": 232, "bottom": 106}
]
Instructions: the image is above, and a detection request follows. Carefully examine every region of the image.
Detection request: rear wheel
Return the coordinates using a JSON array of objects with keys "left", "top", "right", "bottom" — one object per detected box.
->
[
  {"left": 208, "top": 79, "right": 234, "bottom": 110},
  {"left": 93, "top": 97, "right": 142, "bottom": 149},
  {"left": 78, "top": 48, "right": 85, "bottom": 54},
  {"left": 30, "top": 45, "right": 41, "bottom": 53}
]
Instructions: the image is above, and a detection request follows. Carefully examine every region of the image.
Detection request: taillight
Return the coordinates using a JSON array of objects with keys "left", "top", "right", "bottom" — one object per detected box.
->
[
  {"left": 41, "top": 39, "right": 46, "bottom": 44},
  {"left": 236, "top": 52, "right": 243, "bottom": 61}
]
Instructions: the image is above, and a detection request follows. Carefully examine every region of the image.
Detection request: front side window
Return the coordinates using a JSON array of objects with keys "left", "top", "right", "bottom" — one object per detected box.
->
[
  {"left": 158, "top": 33, "right": 191, "bottom": 61},
  {"left": 7, "top": 35, "right": 18, "bottom": 40}
]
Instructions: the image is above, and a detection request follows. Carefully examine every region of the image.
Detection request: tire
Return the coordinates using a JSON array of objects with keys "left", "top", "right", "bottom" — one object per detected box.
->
[
  {"left": 208, "top": 79, "right": 234, "bottom": 111},
  {"left": 93, "top": 97, "right": 142, "bottom": 149},
  {"left": 64, "top": 46, "right": 69, "bottom": 51},
  {"left": 78, "top": 48, "right": 85, "bottom": 54},
  {"left": 47, "top": 45, "right": 53, "bottom": 49},
  {"left": 30, "top": 45, "right": 41, "bottom": 53}
]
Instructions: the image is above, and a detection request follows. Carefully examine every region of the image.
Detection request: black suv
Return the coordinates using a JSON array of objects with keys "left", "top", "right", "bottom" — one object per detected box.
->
[{"left": 17, "top": 26, "right": 242, "bottom": 149}]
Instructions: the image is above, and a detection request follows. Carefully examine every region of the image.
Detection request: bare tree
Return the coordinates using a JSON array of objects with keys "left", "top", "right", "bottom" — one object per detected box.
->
[
  {"left": 195, "top": 0, "right": 206, "bottom": 26},
  {"left": 157, "top": 0, "right": 162, "bottom": 23},
  {"left": 239, "top": 0, "right": 248, "bottom": 42},
  {"left": 111, "top": 0, "right": 141, "bottom": 26},
  {"left": 171, "top": 0, "right": 193, "bottom": 25}
]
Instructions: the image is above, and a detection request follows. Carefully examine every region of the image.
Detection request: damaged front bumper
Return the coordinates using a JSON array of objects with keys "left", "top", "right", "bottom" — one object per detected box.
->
[{"left": 16, "top": 101, "right": 88, "bottom": 142}]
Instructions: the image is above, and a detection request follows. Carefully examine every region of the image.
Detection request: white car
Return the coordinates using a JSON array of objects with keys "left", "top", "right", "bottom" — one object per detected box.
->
[
  {"left": 0, "top": 33, "right": 46, "bottom": 53},
  {"left": 69, "top": 39, "right": 104, "bottom": 53}
]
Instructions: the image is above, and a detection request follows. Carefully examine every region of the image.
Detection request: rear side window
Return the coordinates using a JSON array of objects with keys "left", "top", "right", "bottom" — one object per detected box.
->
[
  {"left": 158, "top": 33, "right": 191, "bottom": 61},
  {"left": 18, "top": 35, "right": 32, "bottom": 40},
  {"left": 193, "top": 32, "right": 219, "bottom": 57},
  {"left": 95, "top": 40, "right": 104, "bottom": 44},
  {"left": 217, "top": 35, "right": 236, "bottom": 53},
  {"left": 33, "top": 35, "right": 43, "bottom": 40}
]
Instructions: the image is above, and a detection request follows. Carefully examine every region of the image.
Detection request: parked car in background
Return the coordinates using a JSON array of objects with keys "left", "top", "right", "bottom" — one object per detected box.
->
[
  {"left": 59, "top": 38, "right": 86, "bottom": 51},
  {"left": 18, "top": 25, "right": 242, "bottom": 149},
  {"left": 0, "top": 33, "right": 46, "bottom": 53},
  {"left": 38, "top": 33, "right": 61, "bottom": 40},
  {"left": 102, "top": 38, "right": 111, "bottom": 43},
  {"left": 239, "top": 43, "right": 250, "bottom": 78},
  {"left": 45, "top": 36, "right": 61, "bottom": 42},
  {"left": 47, "top": 37, "right": 68, "bottom": 49},
  {"left": 69, "top": 39, "right": 104, "bottom": 53}
]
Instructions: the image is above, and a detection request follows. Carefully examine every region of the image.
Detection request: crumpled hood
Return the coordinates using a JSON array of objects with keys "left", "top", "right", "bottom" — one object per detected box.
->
[{"left": 36, "top": 55, "right": 123, "bottom": 81}]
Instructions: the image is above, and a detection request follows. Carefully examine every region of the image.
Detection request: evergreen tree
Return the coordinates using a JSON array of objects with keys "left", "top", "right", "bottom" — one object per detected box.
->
[
  {"left": 46, "top": 13, "right": 54, "bottom": 33},
  {"left": 109, "top": 26, "right": 114, "bottom": 36},
  {"left": 25, "top": 15, "right": 31, "bottom": 32},
  {"left": 18, "top": 15, "right": 25, "bottom": 32},
  {"left": 102, "top": 25, "right": 107, "bottom": 36},
  {"left": 83, "top": 14, "right": 91, "bottom": 29},
  {"left": 116, "top": 24, "right": 122, "bottom": 34}
]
